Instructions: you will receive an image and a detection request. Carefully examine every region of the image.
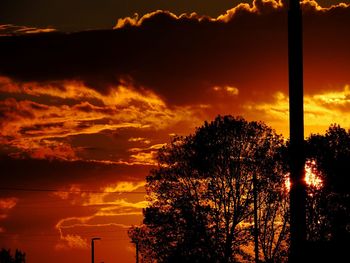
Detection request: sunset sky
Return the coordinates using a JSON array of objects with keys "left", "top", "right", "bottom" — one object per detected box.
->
[{"left": 1, "top": 0, "right": 350, "bottom": 262}]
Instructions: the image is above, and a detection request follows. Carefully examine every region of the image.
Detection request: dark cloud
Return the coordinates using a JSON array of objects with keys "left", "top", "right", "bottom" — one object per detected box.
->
[
  {"left": 0, "top": 1, "right": 347, "bottom": 32},
  {"left": 0, "top": 0, "right": 248, "bottom": 32},
  {"left": 0, "top": 158, "right": 149, "bottom": 190},
  {"left": 0, "top": 1, "right": 349, "bottom": 108}
]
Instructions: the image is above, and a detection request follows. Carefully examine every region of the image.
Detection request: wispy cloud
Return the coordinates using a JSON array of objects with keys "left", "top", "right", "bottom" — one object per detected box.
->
[
  {"left": 245, "top": 85, "right": 350, "bottom": 135},
  {"left": 0, "top": 24, "right": 56, "bottom": 36},
  {"left": 54, "top": 182, "right": 146, "bottom": 249},
  {"left": 0, "top": 78, "right": 201, "bottom": 161}
]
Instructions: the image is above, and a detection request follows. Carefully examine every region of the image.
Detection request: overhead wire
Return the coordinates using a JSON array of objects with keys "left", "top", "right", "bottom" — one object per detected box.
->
[{"left": 0, "top": 187, "right": 146, "bottom": 194}]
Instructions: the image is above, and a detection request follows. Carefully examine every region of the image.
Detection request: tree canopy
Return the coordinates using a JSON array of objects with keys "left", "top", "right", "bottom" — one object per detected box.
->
[
  {"left": 129, "top": 116, "right": 288, "bottom": 262},
  {"left": 129, "top": 117, "right": 350, "bottom": 262},
  {"left": 0, "top": 249, "right": 26, "bottom": 263},
  {"left": 304, "top": 125, "right": 350, "bottom": 261}
]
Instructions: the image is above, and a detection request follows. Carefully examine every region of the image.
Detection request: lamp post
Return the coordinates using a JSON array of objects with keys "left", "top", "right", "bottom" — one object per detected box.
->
[
  {"left": 91, "top": 237, "right": 101, "bottom": 263},
  {"left": 131, "top": 238, "right": 139, "bottom": 263},
  {"left": 287, "top": 0, "right": 307, "bottom": 262}
]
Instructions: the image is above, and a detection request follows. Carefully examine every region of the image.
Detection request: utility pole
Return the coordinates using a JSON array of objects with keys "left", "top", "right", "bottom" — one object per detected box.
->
[
  {"left": 135, "top": 240, "right": 139, "bottom": 263},
  {"left": 253, "top": 172, "right": 259, "bottom": 263},
  {"left": 91, "top": 237, "right": 101, "bottom": 263},
  {"left": 287, "top": 0, "right": 307, "bottom": 262}
]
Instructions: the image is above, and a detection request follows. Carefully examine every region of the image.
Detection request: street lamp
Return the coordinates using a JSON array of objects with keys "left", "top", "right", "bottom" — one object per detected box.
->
[
  {"left": 91, "top": 237, "right": 101, "bottom": 263},
  {"left": 131, "top": 239, "right": 139, "bottom": 263}
]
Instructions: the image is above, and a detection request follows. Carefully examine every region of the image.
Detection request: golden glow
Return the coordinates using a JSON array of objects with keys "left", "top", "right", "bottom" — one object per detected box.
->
[
  {"left": 301, "top": 0, "right": 350, "bottom": 11},
  {"left": 0, "top": 25, "right": 56, "bottom": 36},
  {"left": 285, "top": 159, "right": 323, "bottom": 192},
  {"left": 304, "top": 159, "right": 323, "bottom": 189},
  {"left": 247, "top": 87, "right": 350, "bottom": 136},
  {"left": 0, "top": 197, "right": 18, "bottom": 209},
  {"left": 113, "top": 0, "right": 349, "bottom": 31},
  {"left": 128, "top": 137, "right": 151, "bottom": 144},
  {"left": 0, "top": 77, "right": 201, "bottom": 162},
  {"left": 213, "top": 85, "right": 239, "bottom": 95},
  {"left": 284, "top": 175, "right": 291, "bottom": 192}
]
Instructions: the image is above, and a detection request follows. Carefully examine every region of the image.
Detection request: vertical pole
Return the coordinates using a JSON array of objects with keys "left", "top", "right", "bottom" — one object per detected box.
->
[
  {"left": 136, "top": 241, "right": 139, "bottom": 263},
  {"left": 91, "top": 239, "right": 95, "bottom": 263},
  {"left": 253, "top": 172, "right": 259, "bottom": 263},
  {"left": 288, "top": 0, "right": 307, "bottom": 262},
  {"left": 91, "top": 237, "right": 101, "bottom": 263}
]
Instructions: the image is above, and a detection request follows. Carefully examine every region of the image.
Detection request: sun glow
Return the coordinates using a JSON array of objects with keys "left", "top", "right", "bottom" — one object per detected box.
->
[
  {"left": 304, "top": 159, "right": 323, "bottom": 189},
  {"left": 284, "top": 159, "right": 323, "bottom": 192}
]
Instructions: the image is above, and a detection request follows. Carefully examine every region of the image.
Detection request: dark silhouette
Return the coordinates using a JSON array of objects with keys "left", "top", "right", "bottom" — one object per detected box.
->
[
  {"left": 129, "top": 118, "right": 350, "bottom": 262},
  {"left": 129, "top": 116, "right": 288, "bottom": 262},
  {"left": 0, "top": 248, "right": 26, "bottom": 263},
  {"left": 91, "top": 237, "right": 101, "bottom": 263},
  {"left": 287, "top": 0, "right": 307, "bottom": 261},
  {"left": 304, "top": 125, "right": 350, "bottom": 261}
]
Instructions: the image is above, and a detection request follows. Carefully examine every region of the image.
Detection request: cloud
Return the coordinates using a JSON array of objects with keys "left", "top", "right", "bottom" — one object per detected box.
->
[
  {"left": 0, "top": 78, "right": 202, "bottom": 161},
  {"left": 1, "top": 2, "right": 349, "bottom": 261},
  {"left": 213, "top": 85, "right": 239, "bottom": 96},
  {"left": 113, "top": 0, "right": 284, "bottom": 29},
  {"left": 55, "top": 234, "right": 88, "bottom": 250},
  {"left": 0, "top": 158, "right": 150, "bottom": 190},
  {"left": 0, "top": 0, "right": 349, "bottom": 188},
  {"left": 0, "top": 24, "right": 56, "bottom": 36},
  {"left": 0, "top": 0, "right": 348, "bottom": 111},
  {"left": 53, "top": 181, "right": 147, "bottom": 250},
  {"left": 128, "top": 137, "right": 151, "bottom": 144},
  {"left": 0, "top": 197, "right": 18, "bottom": 210},
  {"left": 301, "top": 0, "right": 349, "bottom": 12},
  {"left": 246, "top": 85, "right": 350, "bottom": 135},
  {"left": 0, "top": 197, "right": 18, "bottom": 233}
]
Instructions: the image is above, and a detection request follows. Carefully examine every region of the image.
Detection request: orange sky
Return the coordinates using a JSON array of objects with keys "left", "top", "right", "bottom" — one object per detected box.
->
[{"left": 1, "top": 1, "right": 350, "bottom": 262}]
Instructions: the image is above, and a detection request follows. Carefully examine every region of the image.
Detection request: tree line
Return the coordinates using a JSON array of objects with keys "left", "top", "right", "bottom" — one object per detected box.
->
[
  {"left": 129, "top": 115, "right": 350, "bottom": 262},
  {"left": 0, "top": 249, "right": 25, "bottom": 263}
]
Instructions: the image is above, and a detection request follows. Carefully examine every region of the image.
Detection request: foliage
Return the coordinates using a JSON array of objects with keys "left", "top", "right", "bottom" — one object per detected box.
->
[
  {"left": 257, "top": 164, "right": 289, "bottom": 263},
  {"left": 129, "top": 116, "right": 288, "bottom": 263},
  {"left": 128, "top": 120, "right": 350, "bottom": 262},
  {"left": 305, "top": 124, "right": 350, "bottom": 244},
  {"left": 0, "top": 249, "right": 25, "bottom": 263}
]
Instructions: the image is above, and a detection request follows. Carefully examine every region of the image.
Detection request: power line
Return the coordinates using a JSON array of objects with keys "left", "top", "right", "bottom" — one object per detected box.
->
[{"left": 0, "top": 187, "right": 146, "bottom": 194}]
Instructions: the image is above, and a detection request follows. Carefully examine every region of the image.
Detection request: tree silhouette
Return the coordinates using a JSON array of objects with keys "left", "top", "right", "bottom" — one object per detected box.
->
[
  {"left": 0, "top": 249, "right": 26, "bottom": 263},
  {"left": 257, "top": 160, "right": 289, "bottom": 263},
  {"left": 304, "top": 124, "right": 350, "bottom": 261},
  {"left": 129, "top": 116, "right": 288, "bottom": 262}
]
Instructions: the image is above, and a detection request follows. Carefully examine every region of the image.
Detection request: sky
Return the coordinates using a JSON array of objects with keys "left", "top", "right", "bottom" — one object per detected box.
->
[{"left": 0, "top": 0, "right": 350, "bottom": 262}]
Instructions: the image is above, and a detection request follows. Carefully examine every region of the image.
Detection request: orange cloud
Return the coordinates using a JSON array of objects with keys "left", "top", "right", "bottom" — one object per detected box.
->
[
  {"left": 245, "top": 85, "right": 350, "bottom": 136},
  {"left": 0, "top": 78, "right": 202, "bottom": 161},
  {"left": 113, "top": 0, "right": 348, "bottom": 30},
  {"left": 55, "top": 234, "right": 88, "bottom": 250},
  {"left": 53, "top": 181, "right": 146, "bottom": 250},
  {"left": 301, "top": 0, "right": 349, "bottom": 12},
  {"left": 0, "top": 197, "right": 18, "bottom": 233},
  {"left": 213, "top": 85, "right": 239, "bottom": 96},
  {"left": 1, "top": 2, "right": 349, "bottom": 262},
  {"left": 0, "top": 24, "right": 56, "bottom": 36},
  {"left": 0, "top": 198, "right": 18, "bottom": 210},
  {"left": 113, "top": 0, "right": 285, "bottom": 29},
  {"left": 128, "top": 137, "right": 151, "bottom": 144}
]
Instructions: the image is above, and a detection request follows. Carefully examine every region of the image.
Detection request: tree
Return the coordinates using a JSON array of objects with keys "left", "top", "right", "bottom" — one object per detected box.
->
[
  {"left": 257, "top": 158, "right": 289, "bottom": 263},
  {"left": 129, "top": 116, "right": 288, "bottom": 262},
  {"left": 0, "top": 249, "right": 26, "bottom": 263},
  {"left": 304, "top": 124, "right": 350, "bottom": 261}
]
